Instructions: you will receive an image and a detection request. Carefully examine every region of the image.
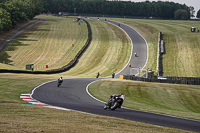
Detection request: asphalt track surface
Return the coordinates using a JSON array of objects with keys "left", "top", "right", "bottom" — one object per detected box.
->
[{"left": 31, "top": 18, "right": 200, "bottom": 132}]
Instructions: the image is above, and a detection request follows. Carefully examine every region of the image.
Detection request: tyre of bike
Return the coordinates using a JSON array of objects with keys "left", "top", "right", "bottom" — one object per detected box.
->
[
  {"left": 110, "top": 101, "right": 119, "bottom": 110},
  {"left": 57, "top": 83, "right": 61, "bottom": 87}
]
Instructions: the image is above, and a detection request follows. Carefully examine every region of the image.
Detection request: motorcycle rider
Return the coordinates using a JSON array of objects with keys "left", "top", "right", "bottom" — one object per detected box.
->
[
  {"left": 96, "top": 72, "right": 100, "bottom": 78},
  {"left": 134, "top": 52, "right": 137, "bottom": 57},
  {"left": 57, "top": 77, "right": 63, "bottom": 87},
  {"left": 112, "top": 72, "right": 115, "bottom": 78},
  {"left": 105, "top": 93, "right": 125, "bottom": 109}
]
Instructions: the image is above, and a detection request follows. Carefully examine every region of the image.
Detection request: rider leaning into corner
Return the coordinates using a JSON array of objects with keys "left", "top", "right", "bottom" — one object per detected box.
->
[
  {"left": 57, "top": 77, "right": 63, "bottom": 87},
  {"left": 58, "top": 77, "right": 63, "bottom": 82},
  {"left": 104, "top": 93, "right": 125, "bottom": 109}
]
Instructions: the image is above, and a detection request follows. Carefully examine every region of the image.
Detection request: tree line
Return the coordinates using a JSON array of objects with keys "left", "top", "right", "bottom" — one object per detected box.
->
[
  {"left": 0, "top": 0, "right": 43, "bottom": 31},
  {"left": 42, "top": 0, "right": 191, "bottom": 19},
  {"left": 197, "top": 10, "right": 200, "bottom": 18},
  {"left": 0, "top": 0, "right": 198, "bottom": 32}
]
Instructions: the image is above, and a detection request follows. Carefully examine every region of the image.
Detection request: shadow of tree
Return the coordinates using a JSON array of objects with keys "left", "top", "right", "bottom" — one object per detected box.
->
[
  {"left": 0, "top": 52, "right": 12, "bottom": 64},
  {"left": 0, "top": 34, "right": 36, "bottom": 65},
  {"left": 0, "top": 20, "right": 52, "bottom": 66}
]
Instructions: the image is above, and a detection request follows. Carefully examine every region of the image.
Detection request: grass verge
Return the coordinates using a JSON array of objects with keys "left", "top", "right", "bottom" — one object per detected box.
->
[
  {"left": 0, "top": 103, "right": 193, "bottom": 133},
  {"left": 59, "top": 18, "right": 131, "bottom": 77},
  {"left": 88, "top": 79, "right": 200, "bottom": 121},
  {"left": 0, "top": 15, "right": 87, "bottom": 71},
  {"left": 106, "top": 18, "right": 200, "bottom": 77},
  {"left": 0, "top": 74, "right": 194, "bottom": 132},
  {"left": 0, "top": 17, "right": 199, "bottom": 132}
]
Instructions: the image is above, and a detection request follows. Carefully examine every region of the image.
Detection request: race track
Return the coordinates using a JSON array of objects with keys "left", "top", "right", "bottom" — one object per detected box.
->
[
  {"left": 106, "top": 19, "right": 148, "bottom": 77},
  {"left": 31, "top": 19, "right": 200, "bottom": 132}
]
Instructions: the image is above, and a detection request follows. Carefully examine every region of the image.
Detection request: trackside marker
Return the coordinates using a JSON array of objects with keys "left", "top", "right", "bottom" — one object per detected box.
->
[
  {"left": 20, "top": 94, "right": 70, "bottom": 111},
  {"left": 119, "top": 75, "right": 124, "bottom": 79},
  {"left": 20, "top": 94, "right": 51, "bottom": 107}
]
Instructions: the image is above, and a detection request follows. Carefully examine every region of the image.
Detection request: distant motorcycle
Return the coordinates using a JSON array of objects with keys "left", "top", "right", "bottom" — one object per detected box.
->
[
  {"left": 57, "top": 81, "right": 62, "bottom": 87},
  {"left": 134, "top": 52, "right": 137, "bottom": 57},
  {"left": 96, "top": 72, "right": 100, "bottom": 78},
  {"left": 57, "top": 77, "right": 63, "bottom": 87},
  {"left": 104, "top": 94, "right": 125, "bottom": 110}
]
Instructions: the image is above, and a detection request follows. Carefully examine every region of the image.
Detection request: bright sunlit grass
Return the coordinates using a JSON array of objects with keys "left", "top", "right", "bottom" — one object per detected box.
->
[
  {"left": 107, "top": 18, "right": 200, "bottom": 77},
  {"left": 0, "top": 15, "right": 86, "bottom": 71},
  {"left": 0, "top": 16, "right": 199, "bottom": 133},
  {"left": 89, "top": 79, "right": 200, "bottom": 121}
]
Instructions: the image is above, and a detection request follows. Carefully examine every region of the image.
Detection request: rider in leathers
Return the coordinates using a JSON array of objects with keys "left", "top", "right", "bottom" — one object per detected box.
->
[
  {"left": 58, "top": 77, "right": 63, "bottom": 84},
  {"left": 106, "top": 93, "right": 125, "bottom": 108}
]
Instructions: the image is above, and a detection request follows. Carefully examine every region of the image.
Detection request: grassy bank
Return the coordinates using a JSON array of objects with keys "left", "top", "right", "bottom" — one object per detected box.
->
[
  {"left": 60, "top": 18, "right": 131, "bottom": 77},
  {"left": 1, "top": 103, "right": 192, "bottom": 133},
  {"left": 88, "top": 79, "right": 200, "bottom": 121},
  {"left": 0, "top": 16, "right": 199, "bottom": 133},
  {"left": 0, "top": 16, "right": 131, "bottom": 77},
  {"left": 0, "top": 73, "right": 55, "bottom": 103},
  {"left": 107, "top": 18, "right": 200, "bottom": 77},
  {"left": 0, "top": 15, "right": 87, "bottom": 71},
  {"left": 0, "top": 73, "right": 195, "bottom": 132}
]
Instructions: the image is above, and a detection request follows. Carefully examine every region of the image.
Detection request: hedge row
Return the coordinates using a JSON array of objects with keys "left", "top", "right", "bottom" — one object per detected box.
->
[
  {"left": 123, "top": 75, "right": 200, "bottom": 85},
  {"left": 156, "top": 32, "right": 164, "bottom": 76},
  {"left": 0, "top": 19, "right": 91, "bottom": 74}
]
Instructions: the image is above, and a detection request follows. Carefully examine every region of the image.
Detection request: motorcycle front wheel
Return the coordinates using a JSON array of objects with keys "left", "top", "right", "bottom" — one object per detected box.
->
[
  {"left": 110, "top": 102, "right": 118, "bottom": 110},
  {"left": 57, "top": 83, "right": 61, "bottom": 87}
]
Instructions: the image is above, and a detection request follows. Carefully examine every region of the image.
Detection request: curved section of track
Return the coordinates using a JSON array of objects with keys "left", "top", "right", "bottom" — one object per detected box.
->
[
  {"left": 31, "top": 19, "right": 200, "bottom": 132},
  {"left": 105, "top": 19, "right": 148, "bottom": 77},
  {"left": 31, "top": 78, "right": 200, "bottom": 132}
]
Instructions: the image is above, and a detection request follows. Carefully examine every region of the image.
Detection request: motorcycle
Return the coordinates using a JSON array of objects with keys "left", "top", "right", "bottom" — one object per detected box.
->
[
  {"left": 104, "top": 94, "right": 125, "bottom": 110},
  {"left": 57, "top": 80, "right": 63, "bottom": 87},
  {"left": 134, "top": 52, "right": 137, "bottom": 57},
  {"left": 96, "top": 72, "right": 100, "bottom": 78}
]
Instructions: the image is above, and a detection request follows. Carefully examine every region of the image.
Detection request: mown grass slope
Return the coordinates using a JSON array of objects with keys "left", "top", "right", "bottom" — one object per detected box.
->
[
  {"left": 1, "top": 103, "right": 192, "bottom": 133},
  {"left": 60, "top": 18, "right": 131, "bottom": 77},
  {"left": 0, "top": 15, "right": 87, "bottom": 71},
  {"left": 0, "top": 73, "right": 196, "bottom": 132},
  {"left": 0, "top": 16, "right": 199, "bottom": 133},
  {"left": 107, "top": 18, "right": 200, "bottom": 77},
  {"left": 89, "top": 79, "right": 200, "bottom": 121}
]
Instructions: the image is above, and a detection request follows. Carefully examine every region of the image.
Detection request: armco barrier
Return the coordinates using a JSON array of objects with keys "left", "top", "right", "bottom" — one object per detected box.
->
[
  {"left": 157, "top": 32, "right": 165, "bottom": 77},
  {"left": 0, "top": 19, "right": 91, "bottom": 74},
  {"left": 123, "top": 75, "right": 200, "bottom": 85}
]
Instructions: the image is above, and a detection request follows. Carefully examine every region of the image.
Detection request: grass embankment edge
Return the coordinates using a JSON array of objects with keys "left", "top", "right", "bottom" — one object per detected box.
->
[{"left": 88, "top": 79, "right": 200, "bottom": 121}]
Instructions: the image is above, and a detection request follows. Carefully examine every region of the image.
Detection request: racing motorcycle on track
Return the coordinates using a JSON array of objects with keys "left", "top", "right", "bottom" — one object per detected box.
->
[
  {"left": 104, "top": 94, "right": 125, "bottom": 110},
  {"left": 57, "top": 77, "right": 63, "bottom": 87}
]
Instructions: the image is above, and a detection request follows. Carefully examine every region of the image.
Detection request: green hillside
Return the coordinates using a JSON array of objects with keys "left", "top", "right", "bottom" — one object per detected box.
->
[
  {"left": 108, "top": 18, "right": 200, "bottom": 77},
  {"left": 0, "top": 16, "right": 199, "bottom": 133}
]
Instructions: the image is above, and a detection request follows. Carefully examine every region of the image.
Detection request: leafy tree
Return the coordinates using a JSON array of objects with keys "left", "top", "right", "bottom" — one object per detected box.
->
[
  {"left": 174, "top": 9, "right": 189, "bottom": 20},
  {"left": 32, "top": 0, "right": 44, "bottom": 16},
  {"left": 189, "top": 6, "right": 195, "bottom": 18},
  {"left": 197, "top": 9, "right": 200, "bottom": 18},
  {"left": 41, "top": 0, "right": 191, "bottom": 19},
  {"left": 0, "top": 8, "right": 12, "bottom": 31},
  {"left": 6, "top": 0, "right": 28, "bottom": 26},
  {"left": 0, "top": 0, "right": 43, "bottom": 31}
]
